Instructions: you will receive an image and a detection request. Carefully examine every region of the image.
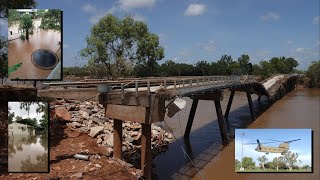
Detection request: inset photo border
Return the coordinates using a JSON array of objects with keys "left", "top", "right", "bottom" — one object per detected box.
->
[
  {"left": 235, "top": 129, "right": 312, "bottom": 173},
  {"left": 8, "top": 9, "right": 62, "bottom": 80},
  {"left": 8, "top": 101, "right": 49, "bottom": 173}
]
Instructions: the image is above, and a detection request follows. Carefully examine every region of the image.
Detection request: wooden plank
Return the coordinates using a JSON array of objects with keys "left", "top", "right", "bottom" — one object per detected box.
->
[
  {"left": 225, "top": 90, "right": 235, "bottom": 120},
  {"left": 246, "top": 92, "right": 255, "bottom": 121},
  {"left": 113, "top": 119, "right": 122, "bottom": 159},
  {"left": 184, "top": 97, "right": 199, "bottom": 138},
  {"left": 214, "top": 100, "right": 229, "bottom": 145},
  {"left": 106, "top": 104, "right": 148, "bottom": 123},
  {"left": 141, "top": 123, "right": 152, "bottom": 180}
]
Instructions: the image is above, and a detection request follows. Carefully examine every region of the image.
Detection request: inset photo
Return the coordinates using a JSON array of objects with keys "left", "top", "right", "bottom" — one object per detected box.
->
[
  {"left": 8, "top": 101, "right": 49, "bottom": 173},
  {"left": 235, "top": 129, "right": 312, "bottom": 172},
  {"left": 8, "top": 9, "right": 62, "bottom": 80}
]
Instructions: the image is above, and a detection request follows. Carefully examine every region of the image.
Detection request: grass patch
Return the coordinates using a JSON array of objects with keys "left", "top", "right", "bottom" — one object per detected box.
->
[{"left": 8, "top": 63, "right": 22, "bottom": 76}]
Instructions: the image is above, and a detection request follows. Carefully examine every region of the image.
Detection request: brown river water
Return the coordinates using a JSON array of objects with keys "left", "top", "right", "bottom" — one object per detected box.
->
[
  {"left": 8, "top": 21, "right": 61, "bottom": 80},
  {"left": 153, "top": 87, "right": 319, "bottom": 180},
  {"left": 8, "top": 134, "right": 48, "bottom": 172}
]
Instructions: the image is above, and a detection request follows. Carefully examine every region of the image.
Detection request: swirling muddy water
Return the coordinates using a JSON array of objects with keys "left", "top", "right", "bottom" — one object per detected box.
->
[
  {"left": 153, "top": 87, "right": 319, "bottom": 180},
  {"left": 8, "top": 20, "right": 61, "bottom": 79}
]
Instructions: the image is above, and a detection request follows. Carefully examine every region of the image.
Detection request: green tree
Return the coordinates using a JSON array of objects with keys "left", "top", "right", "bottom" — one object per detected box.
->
[
  {"left": 283, "top": 151, "right": 299, "bottom": 171},
  {"left": 40, "top": 9, "right": 61, "bottom": 30},
  {"left": 273, "top": 156, "right": 285, "bottom": 170},
  {"left": 235, "top": 159, "right": 241, "bottom": 170},
  {"left": 0, "top": 0, "right": 37, "bottom": 19},
  {"left": 238, "top": 54, "right": 250, "bottom": 74},
  {"left": 0, "top": 36, "right": 8, "bottom": 83},
  {"left": 19, "top": 14, "right": 33, "bottom": 40},
  {"left": 81, "top": 15, "right": 164, "bottom": 79},
  {"left": 305, "top": 60, "right": 320, "bottom": 88},
  {"left": 257, "top": 155, "right": 268, "bottom": 170},
  {"left": 242, "top": 157, "right": 255, "bottom": 170},
  {"left": 8, "top": 111, "right": 14, "bottom": 124},
  {"left": 8, "top": 9, "right": 21, "bottom": 26}
]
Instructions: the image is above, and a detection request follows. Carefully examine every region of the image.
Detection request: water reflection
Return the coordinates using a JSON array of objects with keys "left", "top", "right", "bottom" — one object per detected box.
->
[{"left": 8, "top": 134, "right": 48, "bottom": 172}]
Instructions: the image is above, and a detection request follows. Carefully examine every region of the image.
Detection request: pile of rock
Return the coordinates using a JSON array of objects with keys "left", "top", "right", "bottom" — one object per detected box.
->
[{"left": 52, "top": 99, "right": 174, "bottom": 156}]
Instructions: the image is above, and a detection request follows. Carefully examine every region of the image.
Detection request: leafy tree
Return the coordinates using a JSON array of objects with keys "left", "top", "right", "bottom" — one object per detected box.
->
[
  {"left": 302, "top": 165, "right": 311, "bottom": 170},
  {"left": 273, "top": 156, "right": 285, "bottom": 170},
  {"left": 0, "top": 36, "right": 8, "bottom": 83},
  {"left": 238, "top": 54, "right": 250, "bottom": 74},
  {"left": 242, "top": 157, "right": 255, "bottom": 170},
  {"left": 264, "top": 162, "right": 274, "bottom": 169},
  {"left": 8, "top": 9, "right": 21, "bottom": 26},
  {"left": 257, "top": 155, "right": 268, "bottom": 170},
  {"left": 20, "top": 102, "right": 48, "bottom": 130},
  {"left": 19, "top": 14, "right": 33, "bottom": 40},
  {"left": 40, "top": 9, "right": 61, "bottom": 31},
  {"left": 8, "top": 111, "right": 14, "bottom": 124},
  {"left": 15, "top": 116, "right": 22, "bottom": 122},
  {"left": 235, "top": 159, "right": 241, "bottom": 170},
  {"left": 0, "top": 0, "right": 37, "bottom": 19},
  {"left": 283, "top": 151, "right": 299, "bottom": 171},
  {"left": 81, "top": 15, "right": 164, "bottom": 79},
  {"left": 305, "top": 60, "right": 320, "bottom": 88}
]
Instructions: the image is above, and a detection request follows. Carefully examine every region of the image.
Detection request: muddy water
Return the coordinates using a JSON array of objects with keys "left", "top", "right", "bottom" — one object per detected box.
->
[
  {"left": 8, "top": 20, "right": 61, "bottom": 79},
  {"left": 8, "top": 134, "right": 48, "bottom": 172},
  {"left": 153, "top": 87, "right": 319, "bottom": 180}
]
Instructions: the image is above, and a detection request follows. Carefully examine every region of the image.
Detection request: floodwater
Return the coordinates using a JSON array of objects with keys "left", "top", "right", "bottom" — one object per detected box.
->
[
  {"left": 153, "top": 87, "right": 319, "bottom": 180},
  {"left": 8, "top": 134, "right": 48, "bottom": 172},
  {"left": 8, "top": 19, "right": 61, "bottom": 80}
]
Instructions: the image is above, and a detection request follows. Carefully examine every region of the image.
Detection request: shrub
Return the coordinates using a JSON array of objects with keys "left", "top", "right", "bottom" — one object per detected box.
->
[{"left": 20, "top": 34, "right": 25, "bottom": 40}]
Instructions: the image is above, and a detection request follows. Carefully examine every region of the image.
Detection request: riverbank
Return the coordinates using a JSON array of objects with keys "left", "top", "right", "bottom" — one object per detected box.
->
[{"left": 193, "top": 87, "right": 319, "bottom": 180}]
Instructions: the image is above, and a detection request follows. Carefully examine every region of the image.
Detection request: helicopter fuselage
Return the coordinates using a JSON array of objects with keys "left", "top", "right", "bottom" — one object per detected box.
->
[{"left": 255, "top": 144, "right": 289, "bottom": 154}]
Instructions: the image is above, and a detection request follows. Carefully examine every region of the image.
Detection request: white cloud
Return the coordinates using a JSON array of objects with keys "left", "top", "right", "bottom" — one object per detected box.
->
[
  {"left": 82, "top": 4, "right": 97, "bottom": 13},
  {"left": 287, "top": 40, "right": 294, "bottom": 45},
  {"left": 118, "top": 0, "right": 156, "bottom": 11},
  {"left": 295, "top": 47, "right": 308, "bottom": 53},
  {"left": 313, "top": 16, "right": 320, "bottom": 25},
  {"left": 196, "top": 40, "right": 216, "bottom": 53},
  {"left": 131, "top": 14, "right": 146, "bottom": 22},
  {"left": 184, "top": 3, "right": 207, "bottom": 16},
  {"left": 261, "top": 12, "right": 280, "bottom": 21}
]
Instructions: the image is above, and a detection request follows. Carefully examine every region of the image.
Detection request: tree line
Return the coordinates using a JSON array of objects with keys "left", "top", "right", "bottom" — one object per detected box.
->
[
  {"left": 64, "top": 54, "right": 302, "bottom": 79},
  {"left": 235, "top": 151, "right": 311, "bottom": 171}
]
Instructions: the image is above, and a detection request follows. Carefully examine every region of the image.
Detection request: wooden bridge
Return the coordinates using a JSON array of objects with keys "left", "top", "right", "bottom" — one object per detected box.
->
[{"left": 39, "top": 74, "right": 299, "bottom": 179}]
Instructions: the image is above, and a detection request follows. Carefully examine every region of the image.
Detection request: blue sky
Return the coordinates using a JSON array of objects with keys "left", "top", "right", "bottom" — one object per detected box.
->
[
  {"left": 1, "top": 0, "right": 319, "bottom": 69},
  {"left": 235, "top": 129, "right": 312, "bottom": 166}
]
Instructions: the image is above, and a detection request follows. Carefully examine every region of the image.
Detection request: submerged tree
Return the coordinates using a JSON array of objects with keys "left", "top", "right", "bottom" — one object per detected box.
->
[{"left": 19, "top": 14, "right": 33, "bottom": 40}]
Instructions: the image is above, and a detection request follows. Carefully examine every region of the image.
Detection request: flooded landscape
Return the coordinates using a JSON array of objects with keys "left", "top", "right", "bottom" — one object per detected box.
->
[
  {"left": 152, "top": 87, "right": 319, "bottom": 179},
  {"left": 8, "top": 134, "right": 48, "bottom": 172}
]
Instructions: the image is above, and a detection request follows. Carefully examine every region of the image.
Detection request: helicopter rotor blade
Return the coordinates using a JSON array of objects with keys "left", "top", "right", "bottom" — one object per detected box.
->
[
  {"left": 285, "top": 139, "right": 301, "bottom": 143},
  {"left": 266, "top": 139, "right": 283, "bottom": 142}
]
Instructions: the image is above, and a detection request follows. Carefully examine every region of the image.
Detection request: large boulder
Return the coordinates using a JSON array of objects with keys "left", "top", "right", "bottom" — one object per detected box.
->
[{"left": 54, "top": 107, "right": 72, "bottom": 121}]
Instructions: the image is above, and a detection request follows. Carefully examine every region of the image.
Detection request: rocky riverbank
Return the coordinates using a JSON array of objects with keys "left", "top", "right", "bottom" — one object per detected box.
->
[{"left": 52, "top": 99, "right": 174, "bottom": 166}]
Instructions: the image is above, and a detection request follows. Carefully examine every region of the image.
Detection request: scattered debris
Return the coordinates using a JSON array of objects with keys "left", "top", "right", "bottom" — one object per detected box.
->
[{"left": 52, "top": 99, "right": 175, "bottom": 157}]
